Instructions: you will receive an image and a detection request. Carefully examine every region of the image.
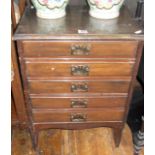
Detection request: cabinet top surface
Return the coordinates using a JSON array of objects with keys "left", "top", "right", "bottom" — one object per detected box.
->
[{"left": 14, "top": 5, "right": 143, "bottom": 40}]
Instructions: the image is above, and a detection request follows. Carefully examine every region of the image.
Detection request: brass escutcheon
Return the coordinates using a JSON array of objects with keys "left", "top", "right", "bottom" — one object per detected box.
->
[
  {"left": 71, "top": 65, "right": 89, "bottom": 76},
  {"left": 70, "top": 113, "right": 87, "bottom": 122},
  {"left": 71, "top": 44, "right": 91, "bottom": 56},
  {"left": 71, "top": 83, "right": 88, "bottom": 92},
  {"left": 71, "top": 99, "right": 88, "bottom": 108}
]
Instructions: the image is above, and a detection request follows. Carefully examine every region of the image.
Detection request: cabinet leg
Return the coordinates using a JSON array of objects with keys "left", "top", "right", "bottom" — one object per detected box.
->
[
  {"left": 29, "top": 128, "right": 39, "bottom": 151},
  {"left": 113, "top": 127, "right": 123, "bottom": 147},
  {"left": 33, "top": 132, "right": 38, "bottom": 150}
]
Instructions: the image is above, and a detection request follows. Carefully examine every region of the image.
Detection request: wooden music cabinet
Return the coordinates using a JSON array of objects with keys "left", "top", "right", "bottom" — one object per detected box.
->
[{"left": 14, "top": 5, "right": 143, "bottom": 151}]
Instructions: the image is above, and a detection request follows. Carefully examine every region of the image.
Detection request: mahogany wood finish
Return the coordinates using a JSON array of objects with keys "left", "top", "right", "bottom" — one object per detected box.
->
[
  {"left": 11, "top": 95, "right": 19, "bottom": 125},
  {"left": 28, "top": 80, "right": 130, "bottom": 94},
  {"left": 30, "top": 95, "right": 127, "bottom": 109},
  {"left": 26, "top": 60, "right": 134, "bottom": 77},
  {"left": 22, "top": 41, "right": 138, "bottom": 58},
  {"left": 14, "top": 5, "right": 143, "bottom": 152},
  {"left": 14, "top": 6, "right": 143, "bottom": 40},
  {"left": 33, "top": 122, "right": 123, "bottom": 131},
  {"left": 11, "top": 34, "right": 28, "bottom": 126},
  {"left": 11, "top": 0, "right": 29, "bottom": 127},
  {"left": 113, "top": 126, "right": 124, "bottom": 147},
  {"left": 32, "top": 108, "right": 125, "bottom": 122}
]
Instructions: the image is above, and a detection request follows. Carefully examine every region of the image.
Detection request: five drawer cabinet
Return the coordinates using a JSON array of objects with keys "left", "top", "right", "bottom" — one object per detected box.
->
[{"left": 14, "top": 6, "right": 143, "bottom": 151}]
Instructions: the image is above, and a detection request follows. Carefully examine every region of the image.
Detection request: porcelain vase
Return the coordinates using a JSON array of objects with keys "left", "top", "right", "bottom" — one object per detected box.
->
[
  {"left": 31, "top": 0, "right": 69, "bottom": 19},
  {"left": 87, "top": 0, "right": 125, "bottom": 19}
]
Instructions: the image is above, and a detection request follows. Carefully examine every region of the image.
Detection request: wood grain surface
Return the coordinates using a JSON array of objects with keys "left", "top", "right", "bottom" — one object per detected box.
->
[
  {"left": 14, "top": 4, "right": 144, "bottom": 149},
  {"left": 30, "top": 95, "right": 127, "bottom": 109},
  {"left": 22, "top": 41, "right": 138, "bottom": 58},
  {"left": 11, "top": 32, "right": 28, "bottom": 125},
  {"left": 28, "top": 80, "right": 130, "bottom": 94},
  {"left": 32, "top": 108, "right": 125, "bottom": 122},
  {"left": 26, "top": 61, "right": 134, "bottom": 77},
  {"left": 11, "top": 124, "right": 144, "bottom": 155},
  {"left": 14, "top": 6, "right": 143, "bottom": 40}
]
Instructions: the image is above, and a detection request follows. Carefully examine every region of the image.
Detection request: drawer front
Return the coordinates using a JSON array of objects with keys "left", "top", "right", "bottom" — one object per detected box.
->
[
  {"left": 32, "top": 108, "right": 125, "bottom": 122},
  {"left": 28, "top": 80, "right": 130, "bottom": 94},
  {"left": 22, "top": 41, "right": 138, "bottom": 58},
  {"left": 26, "top": 61, "right": 134, "bottom": 77},
  {"left": 31, "top": 96, "right": 127, "bottom": 109}
]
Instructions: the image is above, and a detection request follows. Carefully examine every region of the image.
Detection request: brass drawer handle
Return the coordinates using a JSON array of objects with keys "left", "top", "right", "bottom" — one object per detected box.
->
[
  {"left": 71, "top": 65, "right": 89, "bottom": 76},
  {"left": 71, "top": 44, "right": 91, "bottom": 56},
  {"left": 71, "top": 100, "right": 88, "bottom": 108},
  {"left": 70, "top": 113, "right": 87, "bottom": 122},
  {"left": 71, "top": 83, "right": 88, "bottom": 92}
]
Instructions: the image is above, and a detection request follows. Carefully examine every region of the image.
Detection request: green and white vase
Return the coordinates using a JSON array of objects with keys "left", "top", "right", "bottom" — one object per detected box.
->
[
  {"left": 31, "top": 0, "right": 69, "bottom": 19},
  {"left": 87, "top": 0, "right": 125, "bottom": 19}
]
